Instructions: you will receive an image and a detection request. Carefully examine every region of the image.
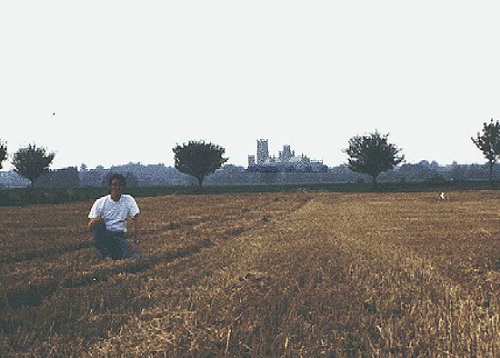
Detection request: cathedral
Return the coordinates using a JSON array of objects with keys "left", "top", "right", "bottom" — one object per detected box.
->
[{"left": 247, "top": 139, "right": 327, "bottom": 173}]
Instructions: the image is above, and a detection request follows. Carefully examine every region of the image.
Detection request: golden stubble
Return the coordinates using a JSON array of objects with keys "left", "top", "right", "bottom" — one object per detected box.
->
[{"left": 0, "top": 190, "right": 498, "bottom": 356}]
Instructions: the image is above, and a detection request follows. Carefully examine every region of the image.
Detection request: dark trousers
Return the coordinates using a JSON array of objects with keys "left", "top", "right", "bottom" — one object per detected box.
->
[{"left": 92, "top": 222, "right": 131, "bottom": 260}]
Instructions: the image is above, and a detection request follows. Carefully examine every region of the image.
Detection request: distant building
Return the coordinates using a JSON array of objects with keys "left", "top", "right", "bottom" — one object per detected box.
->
[
  {"left": 248, "top": 155, "right": 256, "bottom": 167},
  {"left": 257, "top": 139, "right": 269, "bottom": 164},
  {"left": 279, "top": 145, "right": 294, "bottom": 162},
  {"left": 248, "top": 139, "right": 327, "bottom": 173}
]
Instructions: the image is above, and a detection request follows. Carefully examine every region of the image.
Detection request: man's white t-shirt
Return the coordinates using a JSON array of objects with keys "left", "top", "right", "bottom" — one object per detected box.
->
[{"left": 88, "top": 194, "right": 140, "bottom": 232}]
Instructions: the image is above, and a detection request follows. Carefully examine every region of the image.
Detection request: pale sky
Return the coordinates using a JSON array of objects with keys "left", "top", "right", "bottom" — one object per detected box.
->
[{"left": 1, "top": 1, "right": 499, "bottom": 170}]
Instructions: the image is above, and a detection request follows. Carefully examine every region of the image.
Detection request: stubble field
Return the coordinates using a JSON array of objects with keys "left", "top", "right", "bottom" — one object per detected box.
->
[{"left": 0, "top": 190, "right": 498, "bottom": 357}]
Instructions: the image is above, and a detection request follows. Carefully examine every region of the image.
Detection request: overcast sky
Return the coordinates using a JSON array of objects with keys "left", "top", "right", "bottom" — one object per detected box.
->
[{"left": 1, "top": 1, "right": 499, "bottom": 170}]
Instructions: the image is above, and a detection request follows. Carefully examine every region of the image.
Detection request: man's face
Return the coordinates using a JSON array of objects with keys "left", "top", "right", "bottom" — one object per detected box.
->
[{"left": 110, "top": 179, "right": 125, "bottom": 197}]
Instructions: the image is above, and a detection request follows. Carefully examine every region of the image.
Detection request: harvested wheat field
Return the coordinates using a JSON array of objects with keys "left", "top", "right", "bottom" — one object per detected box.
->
[{"left": 0, "top": 190, "right": 498, "bottom": 357}]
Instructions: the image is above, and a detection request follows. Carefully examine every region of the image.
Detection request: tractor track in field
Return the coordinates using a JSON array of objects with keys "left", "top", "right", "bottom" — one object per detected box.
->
[
  {"left": 0, "top": 195, "right": 310, "bottom": 311},
  {"left": 0, "top": 238, "right": 215, "bottom": 310},
  {"left": 0, "top": 239, "right": 92, "bottom": 264},
  {"left": 1, "top": 191, "right": 498, "bottom": 356},
  {"left": 0, "top": 218, "right": 213, "bottom": 264}
]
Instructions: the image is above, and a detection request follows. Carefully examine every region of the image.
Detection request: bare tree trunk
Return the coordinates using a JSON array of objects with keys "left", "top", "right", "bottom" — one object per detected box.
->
[
  {"left": 371, "top": 175, "right": 378, "bottom": 190},
  {"left": 489, "top": 160, "right": 494, "bottom": 184},
  {"left": 28, "top": 180, "right": 34, "bottom": 204}
]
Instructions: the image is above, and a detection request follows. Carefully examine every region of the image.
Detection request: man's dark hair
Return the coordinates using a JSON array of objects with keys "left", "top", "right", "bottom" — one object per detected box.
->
[{"left": 109, "top": 173, "right": 126, "bottom": 187}]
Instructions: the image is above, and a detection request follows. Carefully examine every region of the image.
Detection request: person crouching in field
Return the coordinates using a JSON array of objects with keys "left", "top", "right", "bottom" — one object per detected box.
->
[{"left": 88, "top": 174, "right": 142, "bottom": 260}]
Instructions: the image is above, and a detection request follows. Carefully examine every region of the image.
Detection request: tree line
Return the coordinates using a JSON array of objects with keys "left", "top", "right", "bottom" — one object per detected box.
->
[
  {"left": 2, "top": 160, "right": 497, "bottom": 190},
  {"left": 1, "top": 120, "right": 499, "bottom": 189}
]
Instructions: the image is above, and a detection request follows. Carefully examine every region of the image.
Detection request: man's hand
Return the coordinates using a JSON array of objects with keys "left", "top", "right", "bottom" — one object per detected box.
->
[
  {"left": 88, "top": 216, "right": 104, "bottom": 230},
  {"left": 130, "top": 214, "right": 142, "bottom": 252},
  {"left": 130, "top": 239, "right": 140, "bottom": 253}
]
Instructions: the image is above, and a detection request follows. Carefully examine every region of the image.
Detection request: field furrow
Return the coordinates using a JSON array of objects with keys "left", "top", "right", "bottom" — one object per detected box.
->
[{"left": 0, "top": 191, "right": 498, "bottom": 356}]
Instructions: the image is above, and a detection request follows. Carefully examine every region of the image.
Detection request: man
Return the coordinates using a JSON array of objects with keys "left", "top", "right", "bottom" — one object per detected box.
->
[{"left": 88, "top": 174, "right": 142, "bottom": 259}]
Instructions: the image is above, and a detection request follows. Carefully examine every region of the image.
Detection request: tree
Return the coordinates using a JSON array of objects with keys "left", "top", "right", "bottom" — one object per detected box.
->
[
  {"left": 35, "top": 167, "right": 80, "bottom": 188},
  {"left": 343, "top": 131, "right": 404, "bottom": 188},
  {"left": 0, "top": 140, "right": 7, "bottom": 169},
  {"left": 173, "top": 140, "right": 228, "bottom": 188},
  {"left": 471, "top": 119, "right": 499, "bottom": 183},
  {"left": 12, "top": 144, "right": 55, "bottom": 187}
]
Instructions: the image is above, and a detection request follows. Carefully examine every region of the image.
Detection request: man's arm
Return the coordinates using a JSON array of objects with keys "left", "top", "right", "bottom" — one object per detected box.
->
[
  {"left": 88, "top": 216, "right": 103, "bottom": 231},
  {"left": 88, "top": 197, "right": 104, "bottom": 231},
  {"left": 131, "top": 213, "right": 142, "bottom": 242}
]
